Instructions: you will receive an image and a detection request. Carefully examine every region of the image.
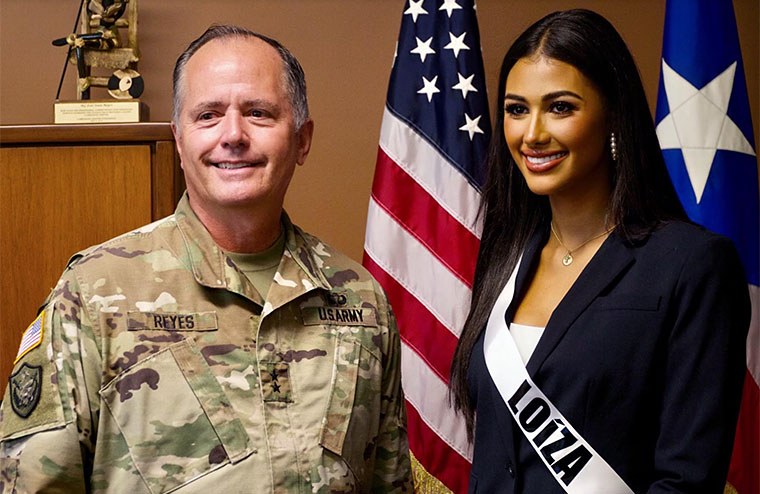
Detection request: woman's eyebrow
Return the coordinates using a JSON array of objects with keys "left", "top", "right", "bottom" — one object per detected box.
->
[
  {"left": 542, "top": 90, "right": 583, "bottom": 101},
  {"left": 503, "top": 90, "right": 584, "bottom": 102}
]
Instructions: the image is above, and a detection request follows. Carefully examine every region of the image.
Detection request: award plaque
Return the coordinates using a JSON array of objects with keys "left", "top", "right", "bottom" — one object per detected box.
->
[
  {"left": 52, "top": 0, "right": 148, "bottom": 123},
  {"left": 54, "top": 99, "right": 149, "bottom": 124}
]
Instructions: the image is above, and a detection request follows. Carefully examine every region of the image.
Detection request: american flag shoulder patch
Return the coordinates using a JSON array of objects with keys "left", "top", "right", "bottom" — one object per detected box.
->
[{"left": 14, "top": 310, "right": 45, "bottom": 364}]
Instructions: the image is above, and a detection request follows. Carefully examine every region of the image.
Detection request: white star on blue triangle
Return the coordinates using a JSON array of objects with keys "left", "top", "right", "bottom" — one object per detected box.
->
[
  {"left": 656, "top": 59, "right": 755, "bottom": 203},
  {"left": 656, "top": 0, "right": 758, "bottom": 287}
]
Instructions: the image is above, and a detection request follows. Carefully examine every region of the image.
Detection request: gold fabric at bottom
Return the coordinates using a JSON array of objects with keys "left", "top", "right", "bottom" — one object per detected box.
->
[
  {"left": 411, "top": 449, "right": 744, "bottom": 493},
  {"left": 410, "top": 450, "right": 455, "bottom": 494}
]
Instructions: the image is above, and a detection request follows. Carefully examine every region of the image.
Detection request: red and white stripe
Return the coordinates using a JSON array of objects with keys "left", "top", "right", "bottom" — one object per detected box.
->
[
  {"left": 364, "top": 107, "right": 481, "bottom": 493},
  {"left": 728, "top": 283, "right": 759, "bottom": 493}
]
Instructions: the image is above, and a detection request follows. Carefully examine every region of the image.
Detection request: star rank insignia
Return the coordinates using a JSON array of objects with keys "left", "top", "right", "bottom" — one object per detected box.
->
[
  {"left": 9, "top": 363, "right": 42, "bottom": 418},
  {"left": 261, "top": 362, "right": 292, "bottom": 403}
]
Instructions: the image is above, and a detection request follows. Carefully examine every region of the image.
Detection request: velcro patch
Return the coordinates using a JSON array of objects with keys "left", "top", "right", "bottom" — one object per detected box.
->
[
  {"left": 301, "top": 307, "right": 377, "bottom": 327},
  {"left": 15, "top": 310, "right": 45, "bottom": 364},
  {"left": 1, "top": 308, "right": 65, "bottom": 439},
  {"left": 126, "top": 311, "right": 218, "bottom": 331},
  {"left": 9, "top": 363, "right": 42, "bottom": 418}
]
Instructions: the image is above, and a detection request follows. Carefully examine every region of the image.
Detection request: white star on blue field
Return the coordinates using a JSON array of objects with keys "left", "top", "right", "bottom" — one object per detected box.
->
[{"left": 655, "top": 0, "right": 758, "bottom": 285}]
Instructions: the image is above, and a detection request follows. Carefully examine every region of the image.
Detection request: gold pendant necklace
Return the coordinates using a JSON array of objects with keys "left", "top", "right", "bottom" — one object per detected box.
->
[{"left": 550, "top": 221, "right": 616, "bottom": 266}]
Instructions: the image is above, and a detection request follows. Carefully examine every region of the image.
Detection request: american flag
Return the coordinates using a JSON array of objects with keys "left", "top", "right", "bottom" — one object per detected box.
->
[
  {"left": 15, "top": 310, "right": 45, "bottom": 364},
  {"left": 655, "top": 0, "right": 758, "bottom": 492},
  {"left": 363, "top": 0, "right": 491, "bottom": 491}
]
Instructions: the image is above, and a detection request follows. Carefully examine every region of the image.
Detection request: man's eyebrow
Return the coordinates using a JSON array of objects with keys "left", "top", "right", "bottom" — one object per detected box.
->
[
  {"left": 188, "top": 101, "right": 225, "bottom": 114},
  {"left": 187, "top": 99, "right": 282, "bottom": 116},
  {"left": 241, "top": 99, "right": 281, "bottom": 112},
  {"left": 503, "top": 90, "right": 584, "bottom": 102}
]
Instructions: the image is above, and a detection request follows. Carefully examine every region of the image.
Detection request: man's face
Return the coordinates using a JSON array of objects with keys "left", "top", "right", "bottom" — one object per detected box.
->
[{"left": 172, "top": 37, "right": 312, "bottom": 217}]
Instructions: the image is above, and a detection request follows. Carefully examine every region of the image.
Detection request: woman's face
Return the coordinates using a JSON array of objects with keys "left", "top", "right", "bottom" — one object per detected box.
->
[{"left": 503, "top": 56, "right": 610, "bottom": 201}]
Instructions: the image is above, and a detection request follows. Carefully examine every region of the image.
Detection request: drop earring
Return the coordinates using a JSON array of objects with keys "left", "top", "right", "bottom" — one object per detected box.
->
[{"left": 610, "top": 132, "right": 618, "bottom": 161}]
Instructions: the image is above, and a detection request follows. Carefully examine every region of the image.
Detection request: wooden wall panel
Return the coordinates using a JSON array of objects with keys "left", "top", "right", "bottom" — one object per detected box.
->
[
  {"left": 0, "top": 145, "right": 152, "bottom": 391},
  {"left": 153, "top": 140, "right": 181, "bottom": 219}
]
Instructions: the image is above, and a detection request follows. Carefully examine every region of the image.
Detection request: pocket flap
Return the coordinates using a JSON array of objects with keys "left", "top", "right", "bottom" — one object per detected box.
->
[
  {"left": 100, "top": 339, "right": 253, "bottom": 493},
  {"left": 170, "top": 340, "right": 252, "bottom": 462},
  {"left": 319, "top": 335, "right": 361, "bottom": 456}
]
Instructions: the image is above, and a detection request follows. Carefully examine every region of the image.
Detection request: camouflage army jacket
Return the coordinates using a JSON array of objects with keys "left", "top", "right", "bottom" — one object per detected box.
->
[{"left": 0, "top": 195, "right": 411, "bottom": 493}]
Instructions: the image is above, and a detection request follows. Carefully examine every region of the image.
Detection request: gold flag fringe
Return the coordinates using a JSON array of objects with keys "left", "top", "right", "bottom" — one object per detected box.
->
[
  {"left": 412, "top": 453, "right": 741, "bottom": 494},
  {"left": 410, "top": 450, "right": 455, "bottom": 494}
]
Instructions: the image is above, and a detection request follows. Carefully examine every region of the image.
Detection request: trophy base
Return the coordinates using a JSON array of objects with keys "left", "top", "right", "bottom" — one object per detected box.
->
[{"left": 54, "top": 99, "right": 149, "bottom": 124}]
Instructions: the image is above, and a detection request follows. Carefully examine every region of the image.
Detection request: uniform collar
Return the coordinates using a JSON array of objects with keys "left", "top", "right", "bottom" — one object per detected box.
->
[{"left": 173, "top": 192, "right": 332, "bottom": 307}]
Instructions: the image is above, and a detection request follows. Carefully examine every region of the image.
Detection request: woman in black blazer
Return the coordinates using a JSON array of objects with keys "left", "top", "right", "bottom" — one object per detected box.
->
[{"left": 449, "top": 9, "right": 749, "bottom": 493}]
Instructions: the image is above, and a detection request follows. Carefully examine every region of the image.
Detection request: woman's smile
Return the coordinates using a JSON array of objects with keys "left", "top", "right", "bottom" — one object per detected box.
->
[{"left": 522, "top": 150, "right": 569, "bottom": 172}]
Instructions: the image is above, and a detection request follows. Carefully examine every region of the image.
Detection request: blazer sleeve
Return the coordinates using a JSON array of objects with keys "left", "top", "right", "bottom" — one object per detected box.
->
[{"left": 649, "top": 234, "right": 749, "bottom": 493}]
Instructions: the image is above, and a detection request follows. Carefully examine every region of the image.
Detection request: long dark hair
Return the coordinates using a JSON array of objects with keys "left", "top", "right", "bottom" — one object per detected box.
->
[{"left": 449, "top": 9, "right": 687, "bottom": 440}]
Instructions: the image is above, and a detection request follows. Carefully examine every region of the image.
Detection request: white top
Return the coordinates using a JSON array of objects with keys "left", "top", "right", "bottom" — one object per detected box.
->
[{"left": 509, "top": 322, "right": 545, "bottom": 364}]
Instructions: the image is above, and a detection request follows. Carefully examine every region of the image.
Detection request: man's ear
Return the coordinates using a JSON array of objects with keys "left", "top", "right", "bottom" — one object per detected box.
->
[
  {"left": 171, "top": 121, "right": 185, "bottom": 169},
  {"left": 296, "top": 119, "right": 314, "bottom": 166}
]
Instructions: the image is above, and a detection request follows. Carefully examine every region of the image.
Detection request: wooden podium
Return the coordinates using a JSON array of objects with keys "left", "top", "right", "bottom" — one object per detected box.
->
[{"left": 0, "top": 123, "right": 183, "bottom": 394}]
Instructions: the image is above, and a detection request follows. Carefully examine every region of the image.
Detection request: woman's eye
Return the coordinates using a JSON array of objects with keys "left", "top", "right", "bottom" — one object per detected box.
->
[
  {"left": 550, "top": 101, "right": 575, "bottom": 114},
  {"left": 505, "top": 103, "right": 527, "bottom": 116}
]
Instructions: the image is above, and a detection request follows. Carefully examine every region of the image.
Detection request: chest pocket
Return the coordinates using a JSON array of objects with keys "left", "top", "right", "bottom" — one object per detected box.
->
[
  {"left": 100, "top": 338, "right": 254, "bottom": 494},
  {"left": 316, "top": 332, "right": 382, "bottom": 490}
]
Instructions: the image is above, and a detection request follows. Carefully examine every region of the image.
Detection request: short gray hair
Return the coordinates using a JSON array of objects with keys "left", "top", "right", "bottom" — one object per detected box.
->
[{"left": 172, "top": 25, "right": 309, "bottom": 129}]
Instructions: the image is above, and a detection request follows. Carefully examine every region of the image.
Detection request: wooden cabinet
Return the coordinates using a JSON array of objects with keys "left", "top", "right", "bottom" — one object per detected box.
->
[{"left": 0, "top": 123, "right": 183, "bottom": 394}]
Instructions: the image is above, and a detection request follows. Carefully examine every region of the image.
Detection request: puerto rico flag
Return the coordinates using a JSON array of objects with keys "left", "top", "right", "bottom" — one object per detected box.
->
[
  {"left": 655, "top": 1, "right": 759, "bottom": 492},
  {"left": 363, "top": 0, "right": 491, "bottom": 491}
]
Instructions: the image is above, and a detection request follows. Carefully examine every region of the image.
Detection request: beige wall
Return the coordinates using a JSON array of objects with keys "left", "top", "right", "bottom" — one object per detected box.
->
[{"left": 1, "top": 0, "right": 758, "bottom": 262}]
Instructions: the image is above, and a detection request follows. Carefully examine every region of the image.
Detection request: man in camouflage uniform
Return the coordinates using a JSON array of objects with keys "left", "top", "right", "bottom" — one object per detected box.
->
[{"left": 0, "top": 25, "right": 411, "bottom": 493}]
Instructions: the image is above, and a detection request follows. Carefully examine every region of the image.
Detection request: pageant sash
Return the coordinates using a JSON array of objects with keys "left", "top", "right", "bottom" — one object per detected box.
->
[{"left": 483, "top": 256, "right": 634, "bottom": 494}]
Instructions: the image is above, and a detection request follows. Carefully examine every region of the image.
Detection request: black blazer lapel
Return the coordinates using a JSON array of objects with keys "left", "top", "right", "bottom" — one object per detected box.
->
[
  {"left": 525, "top": 232, "right": 636, "bottom": 377},
  {"left": 504, "top": 227, "right": 548, "bottom": 325}
]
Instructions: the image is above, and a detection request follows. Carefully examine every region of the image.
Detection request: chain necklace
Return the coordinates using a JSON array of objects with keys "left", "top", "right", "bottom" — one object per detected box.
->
[{"left": 550, "top": 221, "right": 616, "bottom": 266}]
